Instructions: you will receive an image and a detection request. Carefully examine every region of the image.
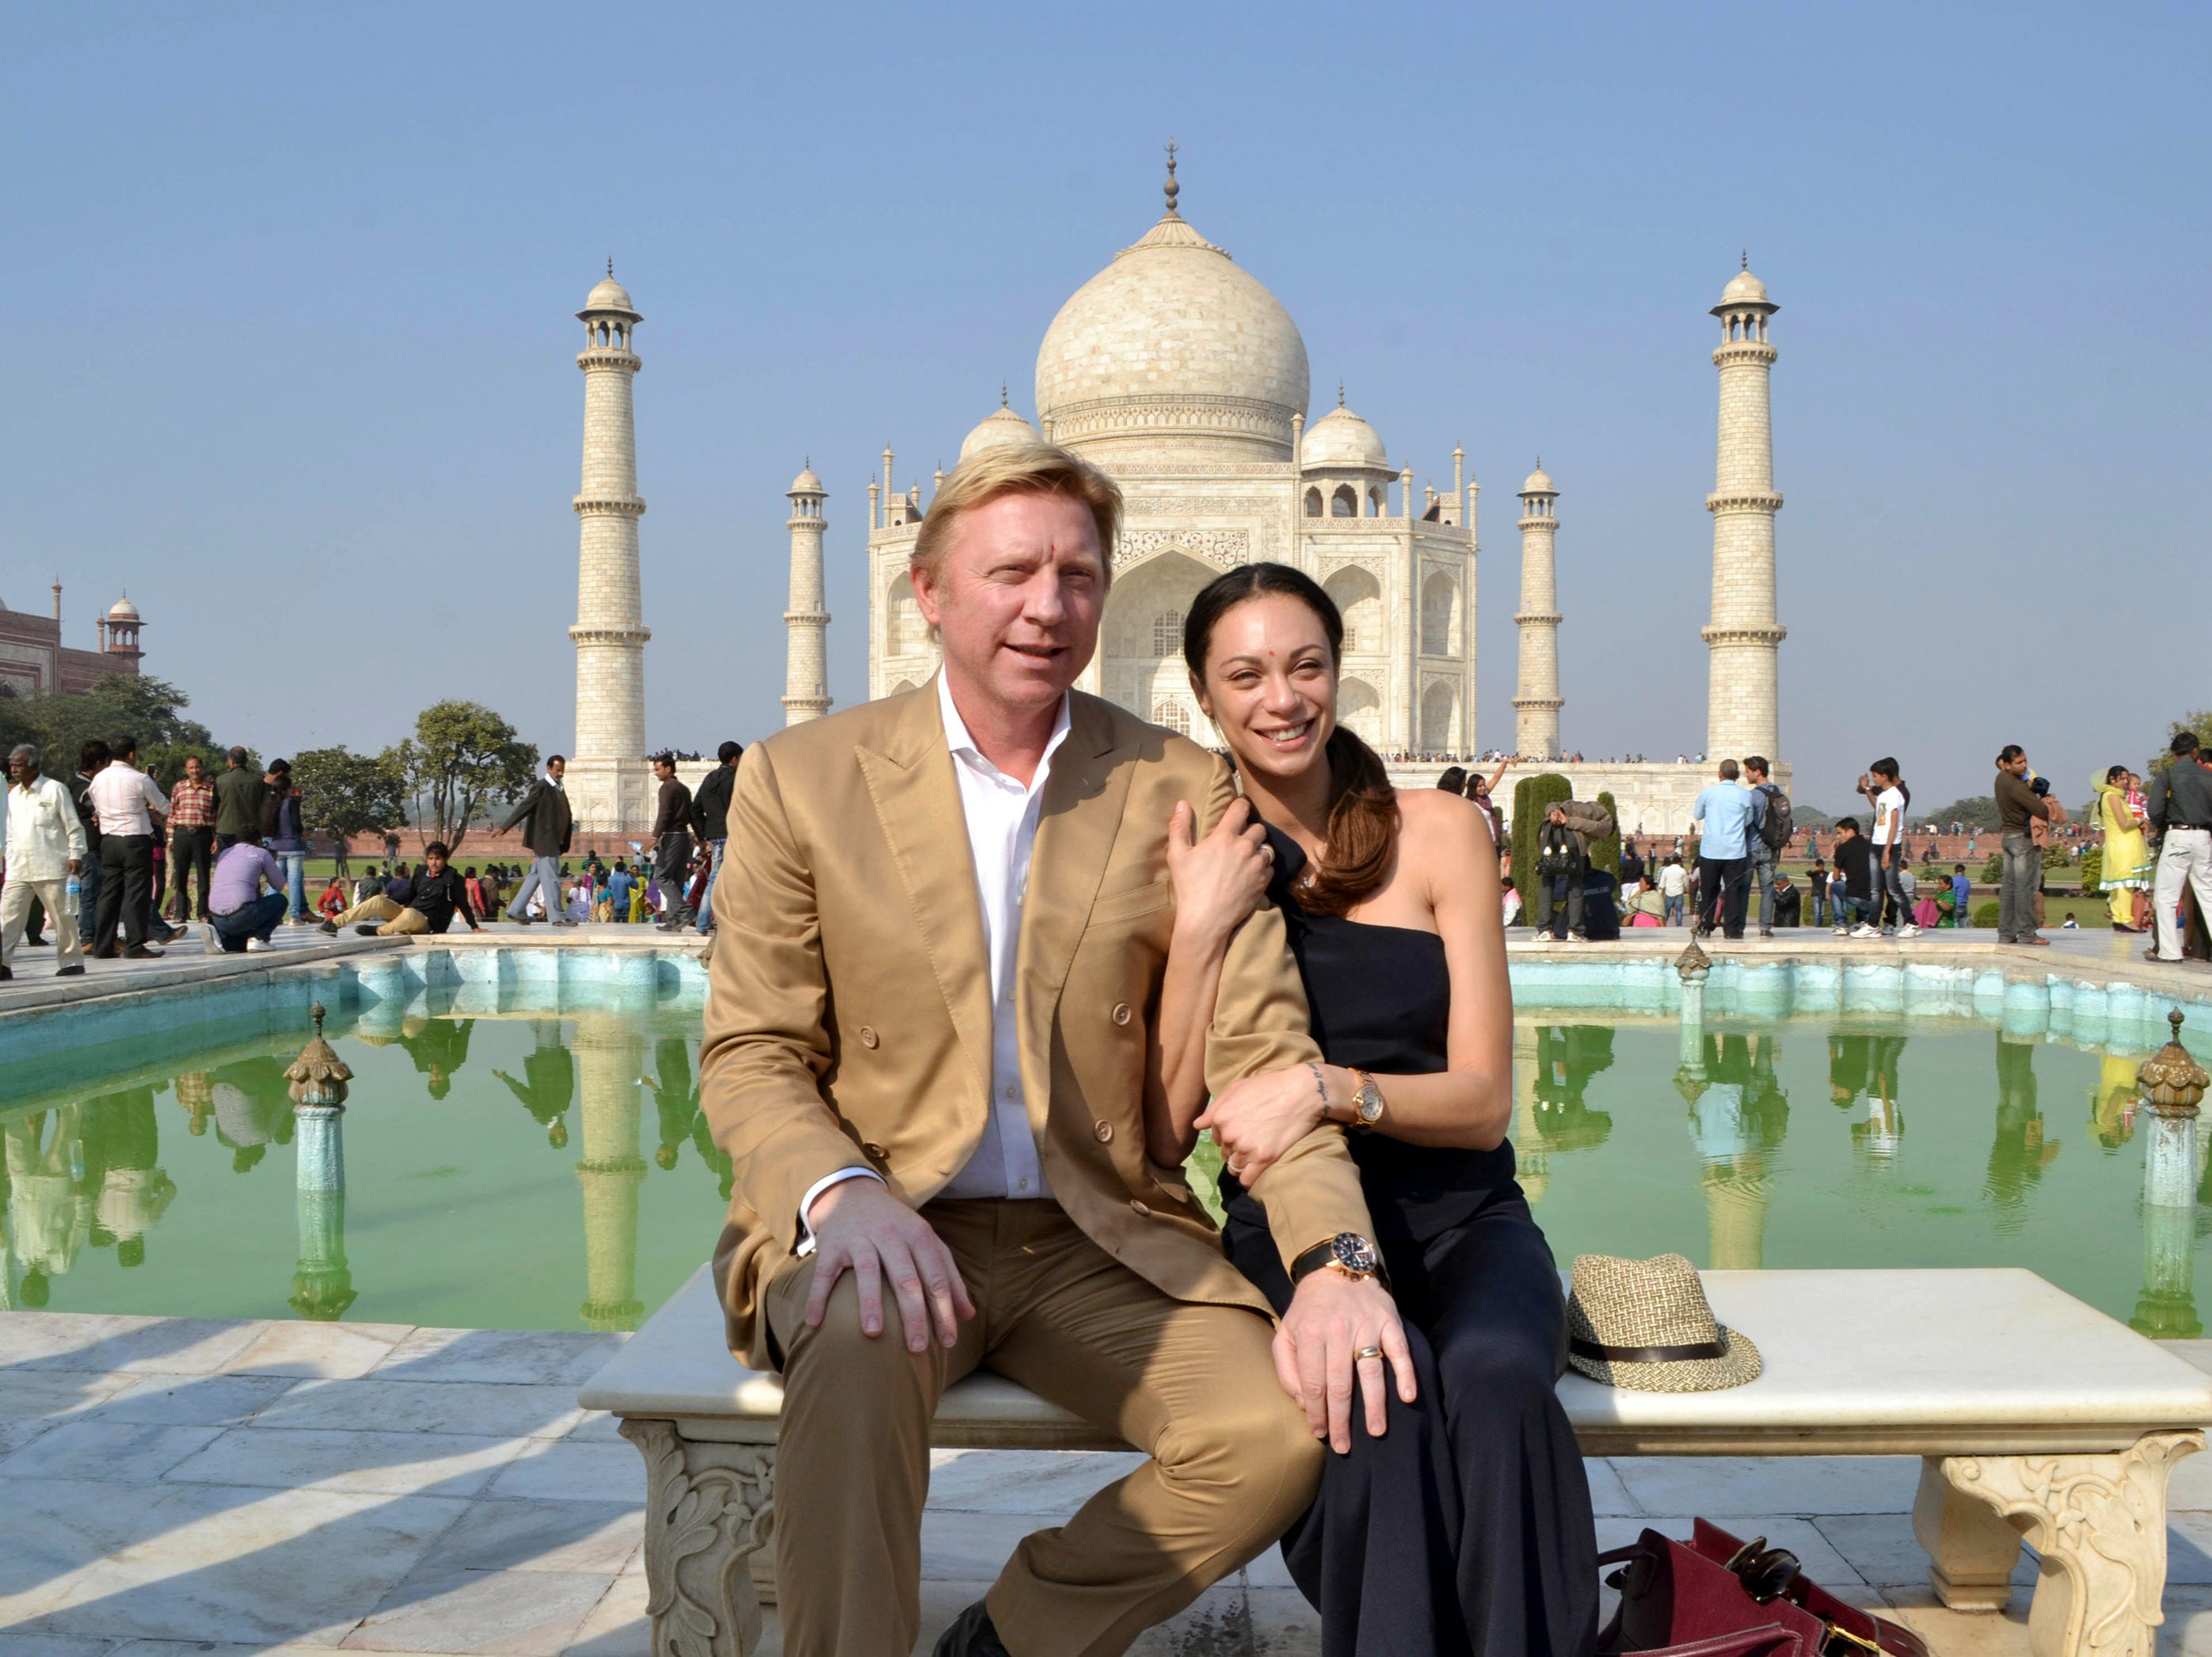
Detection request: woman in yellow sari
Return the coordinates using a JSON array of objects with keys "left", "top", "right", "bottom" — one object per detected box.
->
[{"left": 2095, "top": 764, "right": 2153, "bottom": 930}]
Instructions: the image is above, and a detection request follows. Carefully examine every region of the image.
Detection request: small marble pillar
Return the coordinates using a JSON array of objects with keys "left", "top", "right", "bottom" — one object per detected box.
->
[
  {"left": 1677, "top": 939, "right": 1712, "bottom": 1068},
  {"left": 2133, "top": 1011, "right": 2209, "bottom": 1339},
  {"left": 285, "top": 1004, "right": 356, "bottom": 1320}
]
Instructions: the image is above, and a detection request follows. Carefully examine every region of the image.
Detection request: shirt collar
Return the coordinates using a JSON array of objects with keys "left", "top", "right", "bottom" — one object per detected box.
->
[{"left": 936, "top": 671, "right": 1072, "bottom": 787}]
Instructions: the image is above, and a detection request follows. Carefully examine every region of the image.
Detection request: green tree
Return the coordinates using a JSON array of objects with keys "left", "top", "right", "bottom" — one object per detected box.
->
[
  {"left": 2081, "top": 847, "right": 2103, "bottom": 896},
  {"left": 3, "top": 673, "right": 227, "bottom": 782},
  {"left": 393, "top": 701, "right": 537, "bottom": 854},
  {"left": 1589, "top": 790, "right": 1622, "bottom": 878},
  {"left": 2152, "top": 711, "right": 2212, "bottom": 775},
  {"left": 1926, "top": 795, "right": 2003, "bottom": 831},
  {"left": 291, "top": 746, "right": 407, "bottom": 863},
  {"left": 1510, "top": 772, "right": 1574, "bottom": 900}
]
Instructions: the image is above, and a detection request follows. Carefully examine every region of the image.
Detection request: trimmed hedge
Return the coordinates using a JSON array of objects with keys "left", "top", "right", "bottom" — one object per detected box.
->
[
  {"left": 1971, "top": 900, "right": 2001, "bottom": 929},
  {"left": 1510, "top": 772, "right": 1574, "bottom": 899},
  {"left": 1590, "top": 791, "right": 1622, "bottom": 878},
  {"left": 2081, "top": 847, "right": 2103, "bottom": 896}
]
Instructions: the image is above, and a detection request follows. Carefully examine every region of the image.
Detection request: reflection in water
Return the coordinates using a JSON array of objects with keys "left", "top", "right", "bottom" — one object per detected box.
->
[
  {"left": 1829, "top": 1034, "right": 1906, "bottom": 1164},
  {"left": 1, "top": 1088, "right": 175, "bottom": 1308},
  {"left": 495, "top": 1022, "right": 574, "bottom": 1147},
  {"left": 1989, "top": 1034, "right": 2060, "bottom": 1223},
  {"left": 2091, "top": 1053, "right": 2140, "bottom": 1151},
  {"left": 398, "top": 1016, "right": 474, "bottom": 1102},
  {"left": 211, "top": 1058, "right": 295, "bottom": 1173},
  {"left": 574, "top": 1013, "right": 648, "bottom": 1331},
  {"left": 1681, "top": 1033, "right": 1787, "bottom": 1270},
  {"left": 291, "top": 1102, "right": 354, "bottom": 1320}
]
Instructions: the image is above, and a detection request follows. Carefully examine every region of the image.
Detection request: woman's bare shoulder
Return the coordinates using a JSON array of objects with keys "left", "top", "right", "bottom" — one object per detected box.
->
[{"left": 1395, "top": 789, "right": 1492, "bottom": 856}]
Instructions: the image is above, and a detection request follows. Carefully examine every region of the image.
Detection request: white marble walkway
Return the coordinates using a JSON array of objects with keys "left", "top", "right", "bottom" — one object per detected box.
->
[{"left": 6, "top": 1313, "right": 2212, "bottom": 1655}]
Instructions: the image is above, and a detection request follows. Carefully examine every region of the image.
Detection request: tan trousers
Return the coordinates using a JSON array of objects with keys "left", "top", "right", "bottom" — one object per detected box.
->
[
  {"left": 1, "top": 874, "right": 86, "bottom": 972},
  {"left": 765, "top": 1199, "right": 1319, "bottom": 1657},
  {"left": 329, "top": 895, "right": 430, "bottom": 935}
]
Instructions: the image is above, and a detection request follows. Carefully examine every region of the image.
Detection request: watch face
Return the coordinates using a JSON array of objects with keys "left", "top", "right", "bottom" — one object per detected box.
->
[
  {"left": 1331, "top": 1232, "right": 1382, "bottom": 1277},
  {"left": 1355, "top": 1083, "right": 1384, "bottom": 1125}
]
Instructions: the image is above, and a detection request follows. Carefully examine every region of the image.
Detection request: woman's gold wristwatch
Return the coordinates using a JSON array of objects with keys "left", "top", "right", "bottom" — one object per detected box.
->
[{"left": 1349, "top": 1068, "right": 1385, "bottom": 1128}]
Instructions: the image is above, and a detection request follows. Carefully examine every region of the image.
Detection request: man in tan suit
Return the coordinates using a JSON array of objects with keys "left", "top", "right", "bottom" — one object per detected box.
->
[{"left": 700, "top": 444, "right": 1411, "bottom": 1656}]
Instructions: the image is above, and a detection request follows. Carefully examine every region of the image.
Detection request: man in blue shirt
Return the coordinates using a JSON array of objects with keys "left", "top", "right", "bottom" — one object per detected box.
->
[{"left": 1691, "top": 759, "right": 1768, "bottom": 939}]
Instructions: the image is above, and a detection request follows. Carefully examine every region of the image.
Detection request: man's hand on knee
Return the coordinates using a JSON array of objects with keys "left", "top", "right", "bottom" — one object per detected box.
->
[
  {"left": 802, "top": 1179, "right": 976, "bottom": 1354},
  {"left": 1272, "top": 1270, "right": 1417, "bottom": 1454}
]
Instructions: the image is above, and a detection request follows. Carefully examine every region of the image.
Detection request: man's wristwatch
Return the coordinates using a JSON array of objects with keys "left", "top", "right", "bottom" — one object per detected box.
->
[
  {"left": 1349, "top": 1069, "right": 1385, "bottom": 1128},
  {"left": 1290, "top": 1232, "right": 1390, "bottom": 1290}
]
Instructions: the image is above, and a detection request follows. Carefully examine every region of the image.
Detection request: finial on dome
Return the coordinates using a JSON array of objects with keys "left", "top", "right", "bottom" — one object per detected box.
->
[
  {"left": 1741, "top": 250, "right": 1748, "bottom": 272},
  {"left": 608, "top": 256, "right": 615, "bottom": 278},
  {"left": 1163, "top": 139, "right": 1180, "bottom": 218},
  {"left": 1000, "top": 381, "right": 1009, "bottom": 408},
  {"left": 1337, "top": 380, "right": 1345, "bottom": 408}
]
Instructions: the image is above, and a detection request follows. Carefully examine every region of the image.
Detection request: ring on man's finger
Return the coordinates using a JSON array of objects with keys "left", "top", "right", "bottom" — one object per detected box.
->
[{"left": 1353, "top": 1345, "right": 1384, "bottom": 1362}]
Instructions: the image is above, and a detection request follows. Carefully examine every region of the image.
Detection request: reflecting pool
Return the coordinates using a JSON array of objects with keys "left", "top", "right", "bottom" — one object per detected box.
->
[{"left": 5, "top": 970, "right": 2208, "bottom": 1333}]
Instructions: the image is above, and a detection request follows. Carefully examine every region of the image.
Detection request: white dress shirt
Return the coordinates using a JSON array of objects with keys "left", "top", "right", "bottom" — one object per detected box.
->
[
  {"left": 798, "top": 674, "right": 1071, "bottom": 1240},
  {"left": 85, "top": 762, "right": 170, "bottom": 838},
  {"left": 4, "top": 774, "right": 89, "bottom": 882}
]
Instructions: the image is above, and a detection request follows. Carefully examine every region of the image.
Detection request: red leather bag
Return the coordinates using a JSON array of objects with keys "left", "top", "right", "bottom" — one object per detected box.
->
[{"left": 1598, "top": 1520, "right": 1928, "bottom": 1657}]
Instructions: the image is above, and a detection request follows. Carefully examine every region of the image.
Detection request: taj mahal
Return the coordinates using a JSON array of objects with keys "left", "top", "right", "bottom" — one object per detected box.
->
[{"left": 561, "top": 155, "right": 1788, "bottom": 833}]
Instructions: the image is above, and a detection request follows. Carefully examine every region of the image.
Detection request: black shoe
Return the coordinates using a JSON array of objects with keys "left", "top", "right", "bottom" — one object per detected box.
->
[
  {"left": 356, "top": 924, "right": 384, "bottom": 936},
  {"left": 0, "top": 964, "right": 12, "bottom": 981},
  {"left": 318, "top": 920, "right": 339, "bottom": 935},
  {"left": 933, "top": 1601, "right": 1013, "bottom": 1657},
  {"left": 55, "top": 965, "right": 84, "bottom": 977},
  {"left": 122, "top": 945, "right": 165, "bottom": 960}
]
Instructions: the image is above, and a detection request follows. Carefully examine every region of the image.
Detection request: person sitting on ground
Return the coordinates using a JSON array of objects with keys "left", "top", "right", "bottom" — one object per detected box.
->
[
  {"left": 352, "top": 867, "right": 382, "bottom": 905},
  {"left": 1832, "top": 817, "right": 1877, "bottom": 935},
  {"left": 319, "top": 842, "right": 482, "bottom": 937},
  {"left": 1500, "top": 874, "right": 1523, "bottom": 927},
  {"left": 205, "top": 832, "right": 291, "bottom": 954},
  {"left": 2062, "top": 912, "right": 2081, "bottom": 929},
  {"left": 317, "top": 876, "right": 348, "bottom": 920},
  {"left": 1768, "top": 869, "right": 1803, "bottom": 928}
]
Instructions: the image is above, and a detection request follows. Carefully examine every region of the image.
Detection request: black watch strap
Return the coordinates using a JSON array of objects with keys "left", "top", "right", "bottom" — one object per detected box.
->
[{"left": 1289, "top": 1236, "right": 1391, "bottom": 1292}]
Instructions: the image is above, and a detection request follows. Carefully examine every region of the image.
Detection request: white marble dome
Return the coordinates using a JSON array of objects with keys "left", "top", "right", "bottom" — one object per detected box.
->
[
  {"left": 581, "top": 275, "right": 639, "bottom": 318},
  {"left": 1301, "top": 402, "right": 1388, "bottom": 470},
  {"left": 958, "top": 400, "right": 1041, "bottom": 463},
  {"left": 1034, "top": 209, "right": 1310, "bottom": 460},
  {"left": 1521, "top": 464, "right": 1555, "bottom": 495},
  {"left": 106, "top": 594, "right": 140, "bottom": 621},
  {"left": 1719, "top": 267, "right": 1770, "bottom": 307},
  {"left": 788, "top": 463, "right": 824, "bottom": 495}
]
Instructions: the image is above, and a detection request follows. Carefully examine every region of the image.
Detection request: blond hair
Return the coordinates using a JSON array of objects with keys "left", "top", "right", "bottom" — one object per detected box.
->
[{"left": 910, "top": 442, "right": 1122, "bottom": 586}]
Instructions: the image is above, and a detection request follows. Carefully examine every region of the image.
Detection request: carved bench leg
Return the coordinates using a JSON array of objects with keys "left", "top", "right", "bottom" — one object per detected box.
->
[
  {"left": 621, "top": 1418, "right": 778, "bottom": 1657},
  {"left": 1914, "top": 1456, "right": 2022, "bottom": 1611},
  {"left": 1934, "top": 1430, "right": 2203, "bottom": 1657}
]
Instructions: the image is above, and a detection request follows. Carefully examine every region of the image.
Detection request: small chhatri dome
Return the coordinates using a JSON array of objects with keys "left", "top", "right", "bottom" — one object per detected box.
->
[
  {"left": 1300, "top": 400, "right": 1389, "bottom": 470},
  {"left": 580, "top": 259, "right": 641, "bottom": 321},
  {"left": 1718, "top": 261, "right": 1772, "bottom": 309},
  {"left": 1521, "top": 462, "right": 1555, "bottom": 495},
  {"left": 107, "top": 593, "right": 140, "bottom": 621},
  {"left": 958, "top": 397, "right": 1041, "bottom": 463},
  {"left": 789, "top": 459, "right": 824, "bottom": 495}
]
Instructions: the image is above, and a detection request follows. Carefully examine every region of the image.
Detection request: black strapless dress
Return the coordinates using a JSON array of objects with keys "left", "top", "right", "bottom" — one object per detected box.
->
[{"left": 1219, "top": 826, "right": 1597, "bottom": 1657}]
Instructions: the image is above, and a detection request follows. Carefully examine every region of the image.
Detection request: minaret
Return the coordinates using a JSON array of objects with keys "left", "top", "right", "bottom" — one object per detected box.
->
[
  {"left": 1512, "top": 464, "right": 1563, "bottom": 760},
  {"left": 1704, "top": 257, "right": 1786, "bottom": 762},
  {"left": 782, "top": 463, "right": 831, "bottom": 725},
  {"left": 573, "top": 1013, "right": 647, "bottom": 1332},
  {"left": 568, "top": 263, "right": 652, "bottom": 831}
]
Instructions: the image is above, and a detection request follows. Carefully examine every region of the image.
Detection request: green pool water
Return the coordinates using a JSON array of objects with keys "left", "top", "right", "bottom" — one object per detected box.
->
[{"left": 5, "top": 994, "right": 2203, "bottom": 1334}]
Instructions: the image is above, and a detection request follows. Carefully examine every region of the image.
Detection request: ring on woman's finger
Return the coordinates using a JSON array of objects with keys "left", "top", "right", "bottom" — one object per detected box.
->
[{"left": 1353, "top": 1345, "right": 1384, "bottom": 1362}]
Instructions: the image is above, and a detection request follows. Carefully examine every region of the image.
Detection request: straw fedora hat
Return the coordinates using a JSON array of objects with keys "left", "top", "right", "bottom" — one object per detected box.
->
[{"left": 1566, "top": 1253, "right": 1761, "bottom": 1392}]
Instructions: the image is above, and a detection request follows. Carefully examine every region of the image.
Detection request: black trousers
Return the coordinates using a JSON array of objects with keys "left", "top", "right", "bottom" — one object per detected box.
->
[
  {"left": 656, "top": 831, "right": 693, "bottom": 920},
  {"left": 1534, "top": 862, "right": 1584, "bottom": 938},
  {"left": 1228, "top": 1188, "right": 1598, "bottom": 1657},
  {"left": 168, "top": 826, "right": 215, "bottom": 920},
  {"left": 93, "top": 834, "right": 154, "bottom": 953},
  {"left": 1697, "top": 855, "right": 1750, "bottom": 938}
]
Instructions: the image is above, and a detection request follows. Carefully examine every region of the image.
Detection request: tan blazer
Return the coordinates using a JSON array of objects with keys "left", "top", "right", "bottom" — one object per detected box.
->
[{"left": 699, "top": 678, "right": 1376, "bottom": 1367}]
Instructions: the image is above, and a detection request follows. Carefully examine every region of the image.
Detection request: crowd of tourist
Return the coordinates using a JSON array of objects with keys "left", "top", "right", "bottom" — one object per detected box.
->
[
  {"left": 0, "top": 735, "right": 748, "bottom": 979},
  {"left": 6, "top": 718, "right": 2210, "bottom": 979}
]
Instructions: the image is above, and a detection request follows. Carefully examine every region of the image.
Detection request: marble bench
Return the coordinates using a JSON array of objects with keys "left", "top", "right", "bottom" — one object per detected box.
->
[{"left": 581, "top": 1264, "right": 2212, "bottom": 1657}]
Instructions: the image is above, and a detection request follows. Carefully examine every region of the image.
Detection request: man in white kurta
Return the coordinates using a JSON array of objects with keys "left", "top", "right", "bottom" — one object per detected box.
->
[{"left": 2, "top": 743, "right": 89, "bottom": 978}]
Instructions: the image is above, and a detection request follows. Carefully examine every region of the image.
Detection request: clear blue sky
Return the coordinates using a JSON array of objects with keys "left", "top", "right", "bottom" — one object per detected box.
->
[{"left": 6, "top": 2, "right": 2205, "bottom": 813}]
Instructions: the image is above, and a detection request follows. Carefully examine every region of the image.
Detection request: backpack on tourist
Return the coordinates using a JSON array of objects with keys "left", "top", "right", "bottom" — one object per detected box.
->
[{"left": 1757, "top": 783, "right": 1794, "bottom": 851}]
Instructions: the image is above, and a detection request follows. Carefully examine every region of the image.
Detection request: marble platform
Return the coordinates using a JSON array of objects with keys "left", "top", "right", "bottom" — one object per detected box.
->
[{"left": 12, "top": 1310, "right": 2212, "bottom": 1655}]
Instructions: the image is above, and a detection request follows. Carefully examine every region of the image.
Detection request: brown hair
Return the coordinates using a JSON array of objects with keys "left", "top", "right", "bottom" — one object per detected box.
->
[
  {"left": 909, "top": 442, "right": 1123, "bottom": 587},
  {"left": 1182, "top": 562, "right": 1399, "bottom": 918}
]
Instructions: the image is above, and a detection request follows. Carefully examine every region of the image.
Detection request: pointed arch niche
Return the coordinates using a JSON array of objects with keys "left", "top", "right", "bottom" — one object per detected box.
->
[{"left": 1104, "top": 550, "right": 1216, "bottom": 735}]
